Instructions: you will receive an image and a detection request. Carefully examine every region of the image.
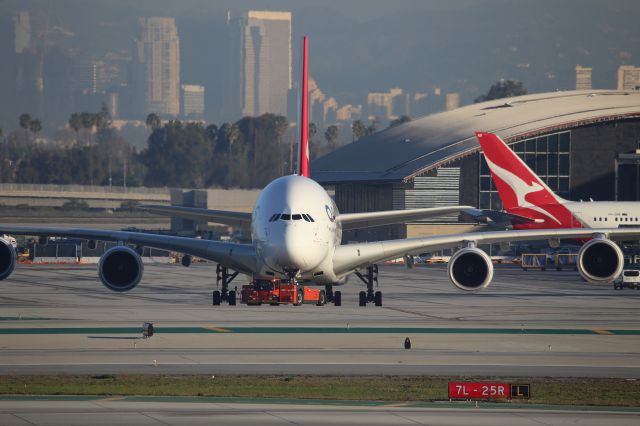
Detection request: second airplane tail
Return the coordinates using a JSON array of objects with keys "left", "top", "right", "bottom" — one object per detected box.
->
[{"left": 475, "top": 132, "right": 578, "bottom": 228}]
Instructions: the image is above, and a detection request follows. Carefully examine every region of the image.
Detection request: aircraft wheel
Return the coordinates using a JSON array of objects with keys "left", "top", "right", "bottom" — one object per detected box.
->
[
  {"left": 334, "top": 291, "right": 342, "bottom": 306},
  {"left": 228, "top": 290, "right": 236, "bottom": 306},
  {"left": 358, "top": 291, "right": 367, "bottom": 307},
  {"left": 374, "top": 291, "right": 382, "bottom": 307},
  {"left": 295, "top": 289, "right": 304, "bottom": 306},
  {"left": 317, "top": 290, "right": 327, "bottom": 306},
  {"left": 212, "top": 290, "right": 221, "bottom": 306}
]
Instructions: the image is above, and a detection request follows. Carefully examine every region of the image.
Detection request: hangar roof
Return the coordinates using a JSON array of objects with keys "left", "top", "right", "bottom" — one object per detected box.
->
[{"left": 311, "top": 90, "right": 640, "bottom": 184}]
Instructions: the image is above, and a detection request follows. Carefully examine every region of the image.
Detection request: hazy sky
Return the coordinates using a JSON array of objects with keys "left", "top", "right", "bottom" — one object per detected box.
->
[{"left": 1, "top": 0, "right": 639, "bottom": 128}]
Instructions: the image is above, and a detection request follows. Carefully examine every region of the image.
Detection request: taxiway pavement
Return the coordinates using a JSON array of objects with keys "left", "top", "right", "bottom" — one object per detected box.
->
[{"left": 0, "top": 263, "right": 639, "bottom": 377}]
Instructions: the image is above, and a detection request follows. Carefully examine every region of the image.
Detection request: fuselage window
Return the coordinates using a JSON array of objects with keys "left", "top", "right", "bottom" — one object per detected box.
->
[
  {"left": 292, "top": 214, "right": 302, "bottom": 220},
  {"left": 281, "top": 214, "right": 291, "bottom": 221}
]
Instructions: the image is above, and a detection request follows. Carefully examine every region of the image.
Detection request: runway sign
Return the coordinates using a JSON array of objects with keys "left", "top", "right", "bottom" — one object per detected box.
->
[{"left": 448, "top": 382, "right": 510, "bottom": 400}]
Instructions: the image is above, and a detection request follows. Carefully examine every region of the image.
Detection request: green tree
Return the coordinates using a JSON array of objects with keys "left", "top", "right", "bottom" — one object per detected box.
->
[
  {"left": 366, "top": 117, "right": 379, "bottom": 136},
  {"left": 96, "top": 103, "right": 111, "bottom": 131},
  {"left": 324, "top": 125, "right": 339, "bottom": 151},
  {"left": 389, "top": 115, "right": 411, "bottom": 128},
  {"left": 475, "top": 79, "right": 527, "bottom": 103},
  {"left": 145, "top": 113, "right": 161, "bottom": 131}
]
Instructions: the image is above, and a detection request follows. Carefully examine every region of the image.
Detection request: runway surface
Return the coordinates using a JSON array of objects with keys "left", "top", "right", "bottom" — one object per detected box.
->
[
  {"left": 1, "top": 263, "right": 639, "bottom": 377},
  {"left": 1, "top": 398, "right": 639, "bottom": 426}
]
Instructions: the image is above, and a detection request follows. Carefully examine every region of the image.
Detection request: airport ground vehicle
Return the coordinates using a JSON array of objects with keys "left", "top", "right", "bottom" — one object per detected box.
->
[
  {"left": 614, "top": 269, "right": 640, "bottom": 290},
  {"left": 240, "top": 277, "right": 334, "bottom": 306}
]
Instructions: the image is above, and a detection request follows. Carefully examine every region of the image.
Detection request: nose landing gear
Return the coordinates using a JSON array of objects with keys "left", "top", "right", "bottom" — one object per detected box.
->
[{"left": 355, "top": 264, "right": 382, "bottom": 307}]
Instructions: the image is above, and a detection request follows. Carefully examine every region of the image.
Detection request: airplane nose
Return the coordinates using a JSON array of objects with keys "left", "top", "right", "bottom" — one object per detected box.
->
[{"left": 276, "top": 226, "right": 326, "bottom": 271}]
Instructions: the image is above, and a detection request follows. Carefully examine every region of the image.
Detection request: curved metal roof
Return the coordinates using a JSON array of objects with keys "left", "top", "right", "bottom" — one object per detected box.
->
[{"left": 311, "top": 90, "right": 640, "bottom": 184}]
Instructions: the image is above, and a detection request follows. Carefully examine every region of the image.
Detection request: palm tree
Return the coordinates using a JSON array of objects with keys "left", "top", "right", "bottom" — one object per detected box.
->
[
  {"left": 145, "top": 113, "right": 161, "bottom": 131},
  {"left": 19, "top": 113, "right": 32, "bottom": 131},
  {"left": 324, "top": 125, "right": 339, "bottom": 150},
  {"left": 69, "top": 113, "right": 82, "bottom": 145},
  {"left": 28, "top": 119, "right": 42, "bottom": 137},
  {"left": 351, "top": 119, "right": 366, "bottom": 141}
]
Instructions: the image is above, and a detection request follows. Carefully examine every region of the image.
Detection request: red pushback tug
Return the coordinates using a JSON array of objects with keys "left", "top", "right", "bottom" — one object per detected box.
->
[{"left": 241, "top": 277, "right": 327, "bottom": 306}]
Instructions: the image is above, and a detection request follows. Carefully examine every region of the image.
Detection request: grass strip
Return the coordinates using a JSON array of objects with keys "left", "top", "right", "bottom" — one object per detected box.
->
[{"left": 1, "top": 375, "right": 639, "bottom": 407}]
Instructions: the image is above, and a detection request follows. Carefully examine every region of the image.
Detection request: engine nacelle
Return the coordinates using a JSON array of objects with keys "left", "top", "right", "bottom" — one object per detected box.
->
[
  {"left": 98, "top": 246, "right": 144, "bottom": 292},
  {"left": 447, "top": 247, "right": 494, "bottom": 292},
  {"left": 0, "top": 238, "right": 17, "bottom": 281},
  {"left": 577, "top": 238, "right": 623, "bottom": 283}
]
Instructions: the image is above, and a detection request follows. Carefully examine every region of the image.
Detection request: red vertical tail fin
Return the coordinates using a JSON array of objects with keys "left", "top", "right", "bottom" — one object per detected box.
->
[
  {"left": 475, "top": 132, "right": 578, "bottom": 228},
  {"left": 298, "top": 36, "right": 310, "bottom": 177}
]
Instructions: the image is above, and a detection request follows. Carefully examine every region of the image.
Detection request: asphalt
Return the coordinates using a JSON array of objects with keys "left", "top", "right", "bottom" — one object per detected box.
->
[{"left": 0, "top": 263, "right": 639, "bottom": 378}]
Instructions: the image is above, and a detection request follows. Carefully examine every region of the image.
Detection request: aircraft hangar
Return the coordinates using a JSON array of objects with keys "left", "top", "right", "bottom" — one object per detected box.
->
[{"left": 311, "top": 90, "right": 640, "bottom": 242}]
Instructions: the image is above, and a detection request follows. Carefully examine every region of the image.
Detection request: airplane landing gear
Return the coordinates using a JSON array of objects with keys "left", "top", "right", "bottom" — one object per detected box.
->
[
  {"left": 213, "top": 264, "right": 239, "bottom": 306},
  {"left": 355, "top": 264, "right": 382, "bottom": 307},
  {"left": 324, "top": 285, "right": 342, "bottom": 306}
]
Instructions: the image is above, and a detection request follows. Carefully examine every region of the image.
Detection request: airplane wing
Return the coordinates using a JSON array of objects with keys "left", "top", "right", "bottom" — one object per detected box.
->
[
  {"left": 338, "top": 206, "right": 475, "bottom": 230},
  {"left": 139, "top": 205, "right": 252, "bottom": 227},
  {"left": 466, "top": 208, "right": 539, "bottom": 225},
  {"left": 332, "top": 227, "right": 640, "bottom": 276},
  {"left": 0, "top": 225, "right": 256, "bottom": 275}
]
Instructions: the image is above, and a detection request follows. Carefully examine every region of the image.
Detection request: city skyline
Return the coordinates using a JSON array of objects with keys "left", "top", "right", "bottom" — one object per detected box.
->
[{"left": 0, "top": 0, "right": 639, "bottom": 136}]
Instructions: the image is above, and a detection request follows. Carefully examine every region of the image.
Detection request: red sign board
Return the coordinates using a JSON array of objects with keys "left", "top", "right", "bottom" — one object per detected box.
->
[{"left": 448, "top": 382, "right": 510, "bottom": 400}]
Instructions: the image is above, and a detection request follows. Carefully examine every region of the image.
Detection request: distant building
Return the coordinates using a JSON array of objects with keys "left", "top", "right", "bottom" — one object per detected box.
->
[
  {"left": 336, "top": 104, "right": 362, "bottom": 122},
  {"left": 367, "top": 88, "right": 403, "bottom": 120},
  {"left": 13, "top": 11, "right": 30, "bottom": 53},
  {"left": 136, "top": 17, "right": 180, "bottom": 117},
  {"left": 445, "top": 93, "right": 460, "bottom": 111},
  {"left": 181, "top": 84, "right": 205, "bottom": 119},
  {"left": 575, "top": 65, "right": 592, "bottom": 90},
  {"left": 241, "top": 11, "right": 292, "bottom": 117},
  {"left": 617, "top": 65, "right": 640, "bottom": 91}
]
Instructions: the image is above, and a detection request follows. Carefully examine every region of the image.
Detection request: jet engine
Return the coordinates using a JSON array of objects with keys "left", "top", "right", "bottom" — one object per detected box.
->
[
  {"left": 98, "top": 246, "right": 144, "bottom": 292},
  {"left": 0, "top": 238, "right": 17, "bottom": 281},
  {"left": 577, "top": 238, "right": 623, "bottom": 283},
  {"left": 447, "top": 247, "right": 494, "bottom": 291}
]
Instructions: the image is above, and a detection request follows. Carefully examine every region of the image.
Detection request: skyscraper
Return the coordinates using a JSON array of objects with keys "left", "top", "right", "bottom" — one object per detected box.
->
[
  {"left": 575, "top": 65, "right": 592, "bottom": 90},
  {"left": 241, "top": 11, "right": 291, "bottom": 117},
  {"left": 13, "top": 11, "right": 30, "bottom": 53},
  {"left": 181, "top": 84, "right": 205, "bottom": 119},
  {"left": 617, "top": 65, "right": 640, "bottom": 91},
  {"left": 136, "top": 17, "right": 180, "bottom": 117}
]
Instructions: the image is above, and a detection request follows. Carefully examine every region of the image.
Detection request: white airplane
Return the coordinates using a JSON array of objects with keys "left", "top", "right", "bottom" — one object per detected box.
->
[{"left": 0, "top": 39, "right": 638, "bottom": 305}]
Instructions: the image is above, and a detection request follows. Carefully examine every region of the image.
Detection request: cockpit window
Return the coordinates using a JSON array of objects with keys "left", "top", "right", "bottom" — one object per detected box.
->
[
  {"left": 292, "top": 214, "right": 302, "bottom": 220},
  {"left": 280, "top": 214, "right": 291, "bottom": 221},
  {"left": 269, "top": 214, "right": 279, "bottom": 222},
  {"left": 302, "top": 214, "right": 310, "bottom": 222},
  {"left": 307, "top": 214, "right": 315, "bottom": 222}
]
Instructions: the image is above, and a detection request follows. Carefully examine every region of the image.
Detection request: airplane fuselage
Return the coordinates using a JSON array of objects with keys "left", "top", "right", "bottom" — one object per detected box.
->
[
  {"left": 252, "top": 175, "right": 343, "bottom": 283},
  {"left": 511, "top": 201, "right": 640, "bottom": 230}
]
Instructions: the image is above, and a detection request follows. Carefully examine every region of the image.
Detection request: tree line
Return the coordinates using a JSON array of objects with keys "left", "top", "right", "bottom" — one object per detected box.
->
[{"left": 0, "top": 110, "right": 349, "bottom": 189}]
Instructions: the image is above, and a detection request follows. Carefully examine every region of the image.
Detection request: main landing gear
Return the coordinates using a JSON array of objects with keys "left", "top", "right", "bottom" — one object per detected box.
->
[
  {"left": 325, "top": 285, "right": 342, "bottom": 307},
  {"left": 355, "top": 264, "right": 382, "bottom": 307},
  {"left": 213, "top": 264, "right": 239, "bottom": 306}
]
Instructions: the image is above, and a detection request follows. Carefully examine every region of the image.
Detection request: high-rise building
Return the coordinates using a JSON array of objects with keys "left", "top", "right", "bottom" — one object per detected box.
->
[
  {"left": 13, "top": 11, "right": 30, "bottom": 53},
  {"left": 617, "top": 65, "right": 640, "bottom": 91},
  {"left": 575, "top": 65, "right": 592, "bottom": 90},
  {"left": 445, "top": 93, "right": 460, "bottom": 111},
  {"left": 181, "top": 84, "right": 205, "bottom": 119},
  {"left": 136, "top": 17, "right": 180, "bottom": 117},
  {"left": 241, "top": 11, "right": 292, "bottom": 117},
  {"left": 367, "top": 88, "right": 403, "bottom": 120}
]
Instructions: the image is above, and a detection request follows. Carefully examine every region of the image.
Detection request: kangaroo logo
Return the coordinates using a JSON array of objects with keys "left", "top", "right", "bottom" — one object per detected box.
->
[{"left": 484, "top": 156, "right": 562, "bottom": 224}]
